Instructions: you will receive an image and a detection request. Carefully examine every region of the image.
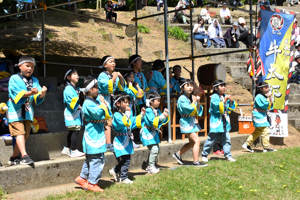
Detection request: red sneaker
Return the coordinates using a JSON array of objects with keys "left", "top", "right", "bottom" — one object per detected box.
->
[
  {"left": 85, "top": 183, "right": 104, "bottom": 192},
  {"left": 213, "top": 150, "right": 221, "bottom": 155},
  {"left": 74, "top": 176, "right": 88, "bottom": 188},
  {"left": 220, "top": 150, "right": 224, "bottom": 155}
]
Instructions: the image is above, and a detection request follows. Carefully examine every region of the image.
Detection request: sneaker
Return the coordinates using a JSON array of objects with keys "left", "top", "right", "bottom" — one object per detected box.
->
[
  {"left": 146, "top": 166, "right": 160, "bottom": 174},
  {"left": 242, "top": 143, "right": 254, "bottom": 153},
  {"left": 263, "top": 148, "right": 278, "bottom": 153},
  {"left": 61, "top": 146, "right": 71, "bottom": 156},
  {"left": 107, "top": 143, "right": 114, "bottom": 152},
  {"left": 226, "top": 156, "right": 236, "bottom": 162},
  {"left": 192, "top": 161, "right": 207, "bottom": 167},
  {"left": 220, "top": 150, "right": 224, "bottom": 155},
  {"left": 70, "top": 150, "right": 85, "bottom": 158},
  {"left": 109, "top": 168, "right": 119, "bottom": 182},
  {"left": 202, "top": 156, "right": 208, "bottom": 163},
  {"left": 213, "top": 150, "right": 223, "bottom": 156},
  {"left": 20, "top": 155, "right": 34, "bottom": 165},
  {"left": 8, "top": 156, "right": 21, "bottom": 165},
  {"left": 172, "top": 152, "right": 184, "bottom": 165},
  {"left": 120, "top": 178, "right": 133, "bottom": 184},
  {"left": 74, "top": 176, "right": 88, "bottom": 188},
  {"left": 85, "top": 183, "right": 104, "bottom": 192},
  {"left": 132, "top": 141, "right": 140, "bottom": 149}
]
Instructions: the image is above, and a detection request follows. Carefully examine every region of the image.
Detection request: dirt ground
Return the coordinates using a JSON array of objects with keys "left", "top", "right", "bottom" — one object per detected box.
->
[{"left": 0, "top": 8, "right": 299, "bottom": 147}]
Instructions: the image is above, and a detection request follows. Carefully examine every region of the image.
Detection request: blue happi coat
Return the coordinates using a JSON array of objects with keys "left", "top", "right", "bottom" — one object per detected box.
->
[
  {"left": 122, "top": 84, "right": 144, "bottom": 116},
  {"left": 147, "top": 70, "right": 167, "bottom": 96},
  {"left": 63, "top": 83, "right": 82, "bottom": 127},
  {"left": 177, "top": 94, "right": 203, "bottom": 134},
  {"left": 133, "top": 72, "right": 150, "bottom": 105},
  {"left": 170, "top": 77, "right": 185, "bottom": 94},
  {"left": 252, "top": 94, "right": 273, "bottom": 127},
  {"left": 112, "top": 111, "right": 143, "bottom": 157},
  {"left": 209, "top": 93, "right": 237, "bottom": 133},
  {"left": 82, "top": 97, "right": 112, "bottom": 154},
  {"left": 7, "top": 74, "right": 45, "bottom": 123},
  {"left": 140, "top": 107, "right": 169, "bottom": 146},
  {"left": 97, "top": 71, "right": 125, "bottom": 109}
]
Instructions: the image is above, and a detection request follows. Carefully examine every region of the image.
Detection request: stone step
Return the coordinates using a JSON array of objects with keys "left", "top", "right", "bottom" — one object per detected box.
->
[
  {"left": 287, "top": 103, "right": 300, "bottom": 119},
  {"left": 0, "top": 133, "right": 249, "bottom": 194},
  {"left": 227, "top": 65, "right": 249, "bottom": 78},
  {"left": 234, "top": 76, "right": 252, "bottom": 90},
  {"left": 289, "top": 83, "right": 300, "bottom": 95},
  {"left": 34, "top": 110, "right": 65, "bottom": 133},
  {"left": 288, "top": 119, "right": 300, "bottom": 131},
  {"left": 169, "top": 23, "right": 232, "bottom": 30},
  {"left": 210, "top": 52, "right": 249, "bottom": 62},
  {"left": 222, "top": 61, "right": 247, "bottom": 67},
  {"left": 193, "top": 39, "right": 247, "bottom": 51},
  {"left": 288, "top": 94, "right": 300, "bottom": 103}
]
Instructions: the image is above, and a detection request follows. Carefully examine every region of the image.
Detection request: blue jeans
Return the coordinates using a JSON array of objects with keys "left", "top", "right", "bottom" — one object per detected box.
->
[
  {"left": 202, "top": 132, "right": 232, "bottom": 158},
  {"left": 194, "top": 33, "right": 211, "bottom": 47},
  {"left": 80, "top": 153, "right": 105, "bottom": 185},
  {"left": 114, "top": 154, "right": 131, "bottom": 180}
]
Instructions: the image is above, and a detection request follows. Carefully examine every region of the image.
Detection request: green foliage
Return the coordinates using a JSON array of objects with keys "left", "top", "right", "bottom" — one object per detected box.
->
[
  {"left": 137, "top": 24, "right": 150, "bottom": 34},
  {"left": 0, "top": 186, "right": 6, "bottom": 199},
  {"left": 168, "top": 26, "right": 188, "bottom": 42},
  {"left": 46, "top": 33, "right": 55, "bottom": 39}
]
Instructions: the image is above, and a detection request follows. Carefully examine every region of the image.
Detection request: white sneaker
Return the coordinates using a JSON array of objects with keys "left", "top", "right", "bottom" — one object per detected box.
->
[
  {"left": 70, "top": 149, "right": 85, "bottom": 157},
  {"left": 242, "top": 143, "right": 254, "bottom": 153},
  {"left": 120, "top": 178, "right": 133, "bottom": 184},
  {"left": 226, "top": 156, "right": 236, "bottom": 162},
  {"left": 109, "top": 168, "right": 119, "bottom": 182},
  {"left": 202, "top": 156, "right": 208, "bottom": 163},
  {"left": 61, "top": 146, "right": 71, "bottom": 156},
  {"left": 132, "top": 141, "right": 140, "bottom": 149},
  {"left": 146, "top": 166, "right": 160, "bottom": 174},
  {"left": 263, "top": 148, "right": 277, "bottom": 153}
]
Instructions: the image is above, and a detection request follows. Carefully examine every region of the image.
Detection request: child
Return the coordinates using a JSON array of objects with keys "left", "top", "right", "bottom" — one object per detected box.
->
[
  {"left": 7, "top": 55, "right": 47, "bottom": 165},
  {"left": 74, "top": 76, "right": 111, "bottom": 192},
  {"left": 61, "top": 69, "right": 85, "bottom": 157},
  {"left": 109, "top": 92, "right": 146, "bottom": 184},
  {"left": 170, "top": 65, "right": 185, "bottom": 94},
  {"left": 98, "top": 55, "right": 125, "bottom": 152},
  {"left": 128, "top": 54, "right": 150, "bottom": 113},
  {"left": 140, "top": 91, "right": 169, "bottom": 174},
  {"left": 172, "top": 79, "right": 207, "bottom": 166},
  {"left": 147, "top": 59, "right": 167, "bottom": 96},
  {"left": 242, "top": 82, "right": 277, "bottom": 153},
  {"left": 201, "top": 80, "right": 237, "bottom": 162}
]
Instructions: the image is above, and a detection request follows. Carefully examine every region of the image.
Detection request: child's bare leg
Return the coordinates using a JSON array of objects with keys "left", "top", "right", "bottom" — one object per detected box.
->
[
  {"left": 188, "top": 132, "right": 201, "bottom": 162},
  {"left": 178, "top": 133, "right": 195, "bottom": 155},
  {"left": 105, "top": 126, "right": 111, "bottom": 144},
  {"left": 12, "top": 135, "right": 27, "bottom": 157}
]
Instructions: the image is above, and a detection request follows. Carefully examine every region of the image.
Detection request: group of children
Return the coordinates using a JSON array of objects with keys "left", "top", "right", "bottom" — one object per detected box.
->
[{"left": 5, "top": 54, "right": 277, "bottom": 192}]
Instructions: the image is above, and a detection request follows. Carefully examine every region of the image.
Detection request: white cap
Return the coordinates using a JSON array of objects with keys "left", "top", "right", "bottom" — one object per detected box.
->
[{"left": 239, "top": 17, "right": 246, "bottom": 24}]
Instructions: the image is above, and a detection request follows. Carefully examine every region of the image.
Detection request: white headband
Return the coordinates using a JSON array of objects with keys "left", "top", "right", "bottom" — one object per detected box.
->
[
  {"left": 18, "top": 59, "right": 36, "bottom": 66},
  {"left": 80, "top": 79, "right": 98, "bottom": 93},
  {"left": 128, "top": 56, "right": 141, "bottom": 68},
  {"left": 213, "top": 81, "right": 226, "bottom": 88},
  {"left": 64, "top": 69, "right": 73, "bottom": 80},
  {"left": 180, "top": 82, "right": 188, "bottom": 88},
  {"left": 102, "top": 56, "right": 114, "bottom": 67},
  {"left": 146, "top": 97, "right": 160, "bottom": 107},
  {"left": 257, "top": 83, "right": 269, "bottom": 88},
  {"left": 113, "top": 96, "right": 123, "bottom": 107}
]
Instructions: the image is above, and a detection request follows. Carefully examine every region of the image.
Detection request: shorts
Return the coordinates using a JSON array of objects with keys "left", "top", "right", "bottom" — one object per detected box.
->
[{"left": 9, "top": 120, "right": 32, "bottom": 139}]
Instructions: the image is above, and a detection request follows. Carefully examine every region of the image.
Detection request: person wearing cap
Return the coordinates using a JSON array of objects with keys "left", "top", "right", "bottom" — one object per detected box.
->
[
  {"left": 7, "top": 55, "right": 47, "bottom": 165},
  {"left": 200, "top": 4, "right": 214, "bottom": 24},
  {"left": 223, "top": 21, "right": 240, "bottom": 48},
  {"left": 105, "top": 0, "right": 117, "bottom": 22},
  {"left": 147, "top": 60, "right": 167, "bottom": 96},
  {"left": 208, "top": 19, "right": 226, "bottom": 48},
  {"left": 193, "top": 17, "right": 211, "bottom": 48},
  {"left": 220, "top": 3, "right": 232, "bottom": 25},
  {"left": 238, "top": 17, "right": 253, "bottom": 48}
]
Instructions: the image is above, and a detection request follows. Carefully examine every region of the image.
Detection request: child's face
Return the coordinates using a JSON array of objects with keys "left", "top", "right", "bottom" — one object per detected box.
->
[
  {"left": 133, "top": 58, "right": 142, "bottom": 71},
  {"left": 297, "top": 46, "right": 300, "bottom": 51},
  {"left": 104, "top": 58, "right": 116, "bottom": 73},
  {"left": 262, "top": 85, "right": 269, "bottom": 94},
  {"left": 151, "top": 98, "right": 161, "bottom": 108},
  {"left": 19, "top": 62, "right": 34, "bottom": 77},
  {"left": 216, "top": 84, "right": 226, "bottom": 95},
  {"left": 275, "top": 116, "right": 281, "bottom": 125},
  {"left": 174, "top": 68, "right": 181, "bottom": 77},
  {"left": 183, "top": 83, "right": 194, "bottom": 94},
  {"left": 126, "top": 73, "right": 135, "bottom": 84},
  {"left": 67, "top": 72, "right": 79, "bottom": 84},
  {"left": 89, "top": 86, "right": 99, "bottom": 98},
  {"left": 118, "top": 98, "right": 130, "bottom": 112}
]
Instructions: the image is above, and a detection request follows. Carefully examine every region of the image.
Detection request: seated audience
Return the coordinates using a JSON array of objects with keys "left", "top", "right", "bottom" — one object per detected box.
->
[
  {"left": 193, "top": 17, "right": 211, "bottom": 48},
  {"left": 208, "top": 19, "right": 226, "bottom": 48},
  {"left": 238, "top": 17, "right": 254, "bottom": 48},
  {"left": 224, "top": 21, "right": 240, "bottom": 48},
  {"left": 200, "top": 4, "right": 215, "bottom": 24},
  {"left": 105, "top": 0, "right": 117, "bottom": 22},
  {"left": 220, "top": 4, "right": 232, "bottom": 25}
]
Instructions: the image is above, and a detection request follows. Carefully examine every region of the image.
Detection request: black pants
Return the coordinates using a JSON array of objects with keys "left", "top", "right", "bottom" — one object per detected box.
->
[
  {"left": 114, "top": 154, "right": 131, "bottom": 180},
  {"left": 106, "top": 11, "right": 117, "bottom": 21},
  {"left": 213, "top": 138, "right": 223, "bottom": 152},
  {"left": 66, "top": 130, "right": 79, "bottom": 150},
  {"left": 157, "top": 3, "right": 164, "bottom": 11},
  {"left": 224, "top": 37, "right": 240, "bottom": 48},
  {"left": 239, "top": 31, "right": 254, "bottom": 48}
]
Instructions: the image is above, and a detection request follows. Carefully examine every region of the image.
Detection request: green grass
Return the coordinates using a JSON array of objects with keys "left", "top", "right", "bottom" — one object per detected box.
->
[
  {"left": 0, "top": 186, "right": 6, "bottom": 199},
  {"left": 137, "top": 25, "right": 150, "bottom": 34},
  {"left": 167, "top": 26, "right": 189, "bottom": 42},
  {"left": 45, "top": 147, "right": 300, "bottom": 200}
]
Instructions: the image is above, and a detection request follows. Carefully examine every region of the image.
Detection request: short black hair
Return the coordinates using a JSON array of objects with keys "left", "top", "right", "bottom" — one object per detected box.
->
[
  {"left": 113, "top": 92, "right": 131, "bottom": 110},
  {"left": 213, "top": 80, "right": 226, "bottom": 94},
  {"left": 129, "top": 54, "right": 141, "bottom": 68},
  {"left": 146, "top": 91, "right": 161, "bottom": 106}
]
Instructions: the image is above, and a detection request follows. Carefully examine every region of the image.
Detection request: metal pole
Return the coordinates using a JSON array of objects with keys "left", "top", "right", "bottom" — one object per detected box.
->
[
  {"left": 42, "top": 0, "right": 46, "bottom": 77},
  {"left": 135, "top": 0, "right": 138, "bottom": 54},
  {"left": 163, "top": 1, "right": 172, "bottom": 143},
  {"left": 250, "top": 0, "right": 255, "bottom": 100},
  {"left": 189, "top": 0, "right": 195, "bottom": 81}
]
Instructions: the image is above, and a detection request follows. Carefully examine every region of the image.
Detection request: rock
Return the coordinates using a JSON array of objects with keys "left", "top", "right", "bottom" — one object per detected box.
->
[
  {"left": 68, "top": 31, "right": 78, "bottom": 41},
  {"left": 88, "top": 19, "right": 95, "bottom": 25},
  {"left": 103, "top": 33, "right": 113, "bottom": 43},
  {"left": 98, "top": 28, "right": 105, "bottom": 33},
  {"left": 88, "top": 46, "right": 97, "bottom": 53},
  {"left": 153, "top": 50, "right": 163, "bottom": 58},
  {"left": 123, "top": 48, "right": 132, "bottom": 56}
]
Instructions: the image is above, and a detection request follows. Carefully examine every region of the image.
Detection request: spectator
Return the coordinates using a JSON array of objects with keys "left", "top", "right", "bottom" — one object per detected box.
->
[
  {"left": 174, "top": 1, "right": 189, "bottom": 24},
  {"left": 293, "top": 20, "right": 300, "bottom": 41},
  {"left": 105, "top": 0, "right": 117, "bottom": 22},
  {"left": 258, "top": 0, "right": 270, "bottom": 5},
  {"left": 200, "top": 4, "right": 215, "bottom": 24},
  {"left": 193, "top": 17, "right": 211, "bottom": 48},
  {"left": 208, "top": 19, "right": 226, "bottom": 48},
  {"left": 117, "top": 0, "right": 126, "bottom": 11},
  {"left": 157, "top": 0, "right": 164, "bottom": 11},
  {"left": 182, "top": 0, "right": 195, "bottom": 12},
  {"left": 238, "top": 17, "right": 253, "bottom": 48},
  {"left": 295, "top": 42, "right": 300, "bottom": 58},
  {"left": 224, "top": 21, "right": 240, "bottom": 48},
  {"left": 291, "top": 54, "right": 300, "bottom": 83},
  {"left": 220, "top": 3, "right": 232, "bottom": 25}
]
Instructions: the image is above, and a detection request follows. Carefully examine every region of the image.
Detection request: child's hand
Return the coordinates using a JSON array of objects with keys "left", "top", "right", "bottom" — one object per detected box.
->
[
  {"left": 99, "top": 96, "right": 106, "bottom": 104},
  {"left": 192, "top": 95, "right": 197, "bottom": 103},
  {"left": 134, "top": 82, "right": 139, "bottom": 88},
  {"left": 41, "top": 86, "right": 47, "bottom": 94},
  {"left": 31, "top": 88, "right": 39, "bottom": 95},
  {"left": 196, "top": 96, "right": 201, "bottom": 102},
  {"left": 126, "top": 107, "right": 131, "bottom": 111},
  {"left": 128, "top": 81, "right": 133, "bottom": 86},
  {"left": 163, "top": 108, "right": 169, "bottom": 117},
  {"left": 117, "top": 72, "right": 123, "bottom": 78},
  {"left": 141, "top": 107, "right": 146, "bottom": 115},
  {"left": 112, "top": 72, "right": 118, "bottom": 79}
]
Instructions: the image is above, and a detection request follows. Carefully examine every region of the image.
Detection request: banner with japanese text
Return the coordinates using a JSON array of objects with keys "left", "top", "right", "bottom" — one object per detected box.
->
[{"left": 256, "top": 6, "right": 297, "bottom": 137}]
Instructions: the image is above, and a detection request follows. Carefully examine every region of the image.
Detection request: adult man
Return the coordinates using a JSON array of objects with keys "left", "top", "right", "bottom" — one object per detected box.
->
[{"left": 220, "top": 3, "right": 232, "bottom": 25}]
